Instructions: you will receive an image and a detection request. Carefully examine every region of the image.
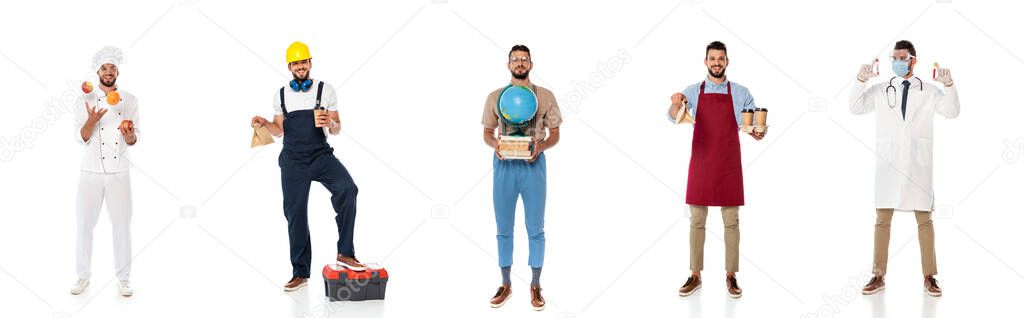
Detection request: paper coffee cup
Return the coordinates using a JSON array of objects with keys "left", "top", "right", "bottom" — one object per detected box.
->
[
  {"left": 741, "top": 109, "right": 754, "bottom": 127},
  {"left": 754, "top": 108, "right": 768, "bottom": 126}
]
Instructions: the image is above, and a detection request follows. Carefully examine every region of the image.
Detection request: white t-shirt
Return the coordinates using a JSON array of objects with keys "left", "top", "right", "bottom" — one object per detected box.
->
[{"left": 272, "top": 79, "right": 338, "bottom": 115}]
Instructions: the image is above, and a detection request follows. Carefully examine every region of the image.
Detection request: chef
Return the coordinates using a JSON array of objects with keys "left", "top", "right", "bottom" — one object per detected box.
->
[
  {"left": 251, "top": 41, "right": 366, "bottom": 293},
  {"left": 71, "top": 46, "right": 139, "bottom": 297},
  {"left": 668, "top": 41, "right": 764, "bottom": 299},
  {"left": 850, "top": 40, "right": 959, "bottom": 297}
]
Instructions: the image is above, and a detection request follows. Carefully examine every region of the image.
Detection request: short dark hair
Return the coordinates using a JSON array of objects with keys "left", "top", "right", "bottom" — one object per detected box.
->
[
  {"left": 706, "top": 41, "right": 727, "bottom": 59},
  {"left": 894, "top": 40, "right": 916, "bottom": 58},
  {"left": 509, "top": 45, "right": 530, "bottom": 58}
]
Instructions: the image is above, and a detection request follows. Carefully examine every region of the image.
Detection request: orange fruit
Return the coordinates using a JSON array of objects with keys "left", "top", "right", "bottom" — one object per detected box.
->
[{"left": 106, "top": 91, "right": 120, "bottom": 105}]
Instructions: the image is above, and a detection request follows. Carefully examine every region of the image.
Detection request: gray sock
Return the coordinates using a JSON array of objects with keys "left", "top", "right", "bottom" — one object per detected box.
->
[
  {"left": 531, "top": 267, "right": 542, "bottom": 287},
  {"left": 501, "top": 266, "right": 511, "bottom": 286}
]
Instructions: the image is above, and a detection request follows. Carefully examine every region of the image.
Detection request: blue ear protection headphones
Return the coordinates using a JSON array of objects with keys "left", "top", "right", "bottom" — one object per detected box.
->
[{"left": 290, "top": 79, "right": 313, "bottom": 92}]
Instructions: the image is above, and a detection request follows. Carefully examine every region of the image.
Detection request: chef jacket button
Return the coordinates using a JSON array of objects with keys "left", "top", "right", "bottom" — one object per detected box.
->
[
  {"left": 118, "top": 113, "right": 121, "bottom": 115},
  {"left": 102, "top": 157, "right": 105, "bottom": 159}
]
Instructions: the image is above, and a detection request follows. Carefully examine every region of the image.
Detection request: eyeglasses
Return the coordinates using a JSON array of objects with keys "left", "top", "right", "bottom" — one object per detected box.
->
[{"left": 509, "top": 56, "right": 531, "bottom": 64}]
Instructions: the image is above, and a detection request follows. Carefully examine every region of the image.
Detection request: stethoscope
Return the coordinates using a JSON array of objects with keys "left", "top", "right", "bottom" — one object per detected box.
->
[{"left": 885, "top": 76, "right": 923, "bottom": 109}]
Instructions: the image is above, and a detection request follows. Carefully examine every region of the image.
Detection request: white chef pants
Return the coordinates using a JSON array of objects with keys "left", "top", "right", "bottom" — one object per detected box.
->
[{"left": 75, "top": 170, "right": 132, "bottom": 281}]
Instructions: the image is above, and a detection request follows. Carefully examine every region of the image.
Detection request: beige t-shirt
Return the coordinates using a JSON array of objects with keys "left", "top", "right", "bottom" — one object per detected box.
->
[{"left": 482, "top": 83, "right": 562, "bottom": 139}]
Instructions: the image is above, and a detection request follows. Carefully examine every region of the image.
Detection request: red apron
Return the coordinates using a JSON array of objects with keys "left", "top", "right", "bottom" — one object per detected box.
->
[{"left": 685, "top": 82, "right": 744, "bottom": 206}]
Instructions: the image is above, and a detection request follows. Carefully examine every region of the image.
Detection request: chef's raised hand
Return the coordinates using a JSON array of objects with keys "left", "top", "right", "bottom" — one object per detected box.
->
[
  {"left": 85, "top": 102, "right": 108, "bottom": 124},
  {"left": 857, "top": 59, "right": 879, "bottom": 82},
  {"left": 934, "top": 67, "right": 953, "bottom": 87},
  {"left": 251, "top": 115, "right": 268, "bottom": 128}
]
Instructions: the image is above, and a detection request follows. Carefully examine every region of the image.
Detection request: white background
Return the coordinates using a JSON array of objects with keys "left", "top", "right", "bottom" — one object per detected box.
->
[{"left": 1, "top": 0, "right": 1022, "bottom": 317}]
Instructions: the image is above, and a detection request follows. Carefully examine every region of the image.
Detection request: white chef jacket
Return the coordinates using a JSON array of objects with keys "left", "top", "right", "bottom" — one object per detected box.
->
[{"left": 73, "top": 89, "right": 140, "bottom": 173}]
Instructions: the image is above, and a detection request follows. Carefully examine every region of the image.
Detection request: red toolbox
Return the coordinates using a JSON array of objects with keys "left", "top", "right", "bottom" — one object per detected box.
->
[{"left": 322, "top": 264, "right": 388, "bottom": 301}]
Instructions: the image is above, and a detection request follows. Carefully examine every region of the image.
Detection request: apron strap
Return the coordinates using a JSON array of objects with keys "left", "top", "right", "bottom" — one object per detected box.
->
[{"left": 279, "top": 87, "right": 288, "bottom": 114}]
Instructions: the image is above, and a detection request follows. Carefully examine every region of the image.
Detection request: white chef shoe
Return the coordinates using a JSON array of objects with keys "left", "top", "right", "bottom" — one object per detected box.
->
[{"left": 70, "top": 279, "right": 90, "bottom": 295}]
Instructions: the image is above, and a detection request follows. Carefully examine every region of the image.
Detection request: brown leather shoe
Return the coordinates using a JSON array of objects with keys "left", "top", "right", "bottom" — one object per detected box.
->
[
  {"left": 530, "top": 285, "right": 546, "bottom": 311},
  {"left": 337, "top": 254, "right": 366, "bottom": 271},
  {"left": 489, "top": 285, "right": 511, "bottom": 308},
  {"left": 283, "top": 276, "right": 308, "bottom": 292},
  {"left": 862, "top": 276, "right": 885, "bottom": 295},
  {"left": 924, "top": 276, "right": 942, "bottom": 297},
  {"left": 726, "top": 275, "right": 742, "bottom": 298},
  {"left": 678, "top": 275, "right": 702, "bottom": 297}
]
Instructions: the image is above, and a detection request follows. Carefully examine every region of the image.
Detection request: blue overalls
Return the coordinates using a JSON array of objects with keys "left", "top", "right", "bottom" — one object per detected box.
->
[
  {"left": 493, "top": 151, "right": 547, "bottom": 268},
  {"left": 278, "top": 82, "right": 359, "bottom": 278}
]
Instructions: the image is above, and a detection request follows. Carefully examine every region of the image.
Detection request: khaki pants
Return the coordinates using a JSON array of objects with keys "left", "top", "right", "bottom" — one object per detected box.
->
[
  {"left": 872, "top": 209, "right": 937, "bottom": 276},
  {"left": 689, "top": 205, "right": 740, "bottom": 272}
]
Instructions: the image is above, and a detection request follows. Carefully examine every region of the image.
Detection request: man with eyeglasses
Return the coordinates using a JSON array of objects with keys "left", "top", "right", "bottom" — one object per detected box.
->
[
  {"left": 483, "top": 44, "right": 562, "bottom": 311},
  {"left": 669, "top": 41, "right": 764, "bottom": 299},
  {"left": 850, "top": 40, "right": 960, "bottom": 297}
]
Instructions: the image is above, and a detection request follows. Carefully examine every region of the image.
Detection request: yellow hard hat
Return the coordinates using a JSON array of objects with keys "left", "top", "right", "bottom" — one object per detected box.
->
[{"left": 286, "top": 41, "right": 311, "bottom": 63}]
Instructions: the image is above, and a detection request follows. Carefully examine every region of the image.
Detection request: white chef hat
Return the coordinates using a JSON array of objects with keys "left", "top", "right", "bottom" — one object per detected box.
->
[{"left": 92, "top": 46, "right": 124, "bottom": 71}]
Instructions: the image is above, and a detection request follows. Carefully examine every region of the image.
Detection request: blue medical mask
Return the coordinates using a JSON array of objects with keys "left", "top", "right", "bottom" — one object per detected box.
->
[{"left": 892, "top": 60, "right": 910, "bottom": 77}]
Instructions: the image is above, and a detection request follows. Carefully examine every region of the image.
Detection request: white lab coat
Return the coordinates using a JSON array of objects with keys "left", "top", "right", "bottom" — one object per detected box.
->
[
  {"left": 849, "top": 76, "right": 959, "bottom": 212},
  {"left": 72, "top": 89, "right": 138, "bottom": 281}
]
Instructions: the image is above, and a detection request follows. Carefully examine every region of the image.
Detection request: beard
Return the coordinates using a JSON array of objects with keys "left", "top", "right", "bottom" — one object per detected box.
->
[
  {"left": 511, "top": 68, "right": 530, "bottom": 80},
  {"left": 707, "top": 66, "right": 725, "bottom": 79},
  {"left": 292, "top": 70, "right": 309, "bottom": 82},
  {"left": 100, "top": 77, "right": 116, "bottom": 87}
]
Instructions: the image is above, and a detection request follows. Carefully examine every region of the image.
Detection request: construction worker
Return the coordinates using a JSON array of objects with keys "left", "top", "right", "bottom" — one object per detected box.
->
[{"left": 251, "top": 41, "right": 365, "bottom": 292}]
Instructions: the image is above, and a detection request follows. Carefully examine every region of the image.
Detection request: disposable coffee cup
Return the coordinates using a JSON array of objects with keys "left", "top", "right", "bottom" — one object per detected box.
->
[
  {"left": 741, "top": 109, "right": 754, "bottom": 127},
  {"left": 314, "top": 108, "right": 327, "bottom": 128},
  {"left": 754, "top": 108, "right": 768, "bottom": 126}
]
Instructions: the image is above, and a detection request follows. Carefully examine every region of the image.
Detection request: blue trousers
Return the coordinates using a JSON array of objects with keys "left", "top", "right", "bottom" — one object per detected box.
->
[
  {"left": 493, "top": 153, "right": 546, "bottom": 268},
  {"left": 281, "top": 153, "right": 358, "bottom": 278}
]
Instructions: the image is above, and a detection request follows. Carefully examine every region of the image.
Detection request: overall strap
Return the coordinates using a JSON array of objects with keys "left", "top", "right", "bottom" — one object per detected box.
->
[
  {"left": 279, "top": 87, "right": 288, "bottom": 114},
  {"left": 315, "top": 81, "right": 325, "bottom": 108}
]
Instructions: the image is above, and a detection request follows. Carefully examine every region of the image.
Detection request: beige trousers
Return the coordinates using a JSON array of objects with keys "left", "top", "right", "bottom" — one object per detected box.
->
[
  {"left": 872, "top": 208, "right": 937, "bottom": 276},
  {"left": 689, "top": 205, "right": 739, "bottom": 272}
]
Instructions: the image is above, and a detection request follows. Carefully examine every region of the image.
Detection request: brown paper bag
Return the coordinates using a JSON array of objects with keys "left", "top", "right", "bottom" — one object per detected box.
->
[
  {"left": 251, "top": 125, "right": 274, "bottom": 148},
  {"left": 675, "top": 105, "right": 695, "bottom": 124}
]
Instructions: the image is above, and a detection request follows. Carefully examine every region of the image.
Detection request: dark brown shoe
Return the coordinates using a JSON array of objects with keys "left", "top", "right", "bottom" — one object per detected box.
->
[
  {"left": 337, "top": 254, "right": 367, "bottom": 271},
  {"left": 862, "top": 276, "right": 885, "bottom": 295},
  {"left": 678, "top": 275, "right": 702, "bottom": 297},
  {"left": 726, "top": 275, "right": 742, "bottom": 298},
  {"left": 924, "top": 276, "right": 942, "bottom": 297},
  {"left": 489, "top": 285, "right": 511, "bottom": 308},
  {"left": 530, "top": 285, "right": 546, "bottom": 311},
  {"left": 283, "top": 276, "right": 308, "bottom": 292}
]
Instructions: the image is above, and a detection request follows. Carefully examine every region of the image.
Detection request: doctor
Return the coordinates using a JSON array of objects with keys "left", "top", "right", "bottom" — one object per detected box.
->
[
  {"left": 850, "top": 40, "right": 959, "bottom": 297},
  {"left": 71, "top": 46, "right": 138, "bottom": 297},
  {"left": 251, "top": 42, "right": 366, "bottom": 292}
]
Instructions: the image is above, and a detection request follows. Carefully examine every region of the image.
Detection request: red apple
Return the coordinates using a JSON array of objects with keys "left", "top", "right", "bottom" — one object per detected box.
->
[
  {"left": 120, "top": 120, "right": 134, "bottom": 132},
  {"left": 81, "top": 81, "right": 93, "bottom": 94}
]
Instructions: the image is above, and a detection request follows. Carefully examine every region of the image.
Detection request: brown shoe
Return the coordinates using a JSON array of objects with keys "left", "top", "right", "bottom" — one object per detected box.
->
[
  {"left": 726, "top": 275, "right": 742, "bottom": 298},
  {"left": 678, "top": 275, "right": 702, "bottom": 297},
  {"left": 489, "top": 285, "right": 511, "bottom": 308},
  {"left": 862, "top": 276, "right": 885, "bottom": 295},
  {"left": 924, "top": 276, "right": 942, "bottom": 297},
  {"left": 530, "top": 285, "right": 546, "bottom": 311},
  {"left": 283, "top": 276, "right": 308, "bottom": 292},
  {"left": 337, "top": 254, "right": 367, "bottom": 271}
]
